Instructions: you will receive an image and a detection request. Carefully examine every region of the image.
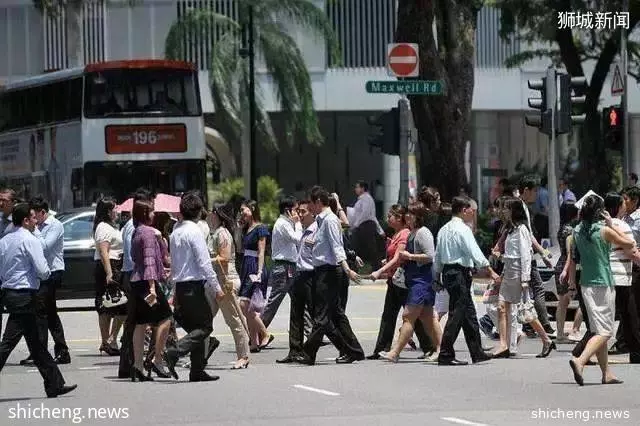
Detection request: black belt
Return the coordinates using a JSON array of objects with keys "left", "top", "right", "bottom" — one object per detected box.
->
[
  {"left": 273, "top": 259, "right": 296, "bottom": 266},
  {"left": 1, "top": 288, "right": 37, "bottom": 294},
  {"left": 443, "top": 264, "right": 471, "bottom": 272},
  {"left": 315, "top": 264, "right": 339, "bottom": 270}
]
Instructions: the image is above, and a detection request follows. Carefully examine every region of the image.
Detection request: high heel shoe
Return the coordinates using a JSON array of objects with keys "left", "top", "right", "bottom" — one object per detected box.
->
[
  {"left": 536, "top": 341, "right": 556, "bottom": 358},
  {"left": 99, "top": 343, "right": 120, "bottom": 356},
  {"left": 231, "top": 359, "right": 250, "bottom": 370},
  {"left": 131, "top": 367, "right": 153, "bottom": 382},
  {"left": 143, "top": 360, "right": 172, "bottom": 378}
]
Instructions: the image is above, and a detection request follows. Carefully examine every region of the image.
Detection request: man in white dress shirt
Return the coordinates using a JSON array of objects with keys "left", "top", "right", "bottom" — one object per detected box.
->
[
  {"left": 19, "top": 197, "right": 70, "bottom": 366},
  {"left": 0, "top": 203, "right": 76, "bottom": 397},
  {"left": 0, "top": 189, "right": 18, "bottom": 237},
  {"left": 164, "top": 193, "right": 224, "bottom": 382},
  {"left": 261, "top": 196, "right": 303, "bottom": 328},
  {"left": 347, "top": 181, "right": 385, "bottom": 269}
]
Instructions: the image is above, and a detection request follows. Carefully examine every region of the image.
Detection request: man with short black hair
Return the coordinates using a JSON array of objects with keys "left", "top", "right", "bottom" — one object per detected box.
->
[
  {"left": 18, "top": 197, "right": 70, "bottom": 366},
  {"left": 164, "top": 193, "right": 223, "bottom": 382},
  {"left": 261, "top": 195, "right": 302, "bottom": 328},
  {"left": 294, "top": 186, "right": 364, "bottom": 365},
  {"left": 0, "top": 188, "right": 17, "bottom": 236},
  {"left": 347, "top": 180, "right": 384, "bottom": 269},
  {"left": 435, "top": 196, "right": 497, "bottom": 366},
  {"left": 628, "top": 173, "right": 638, "bottom": 187},
  {"left": 0, "top": 203, "right": 76, "bottom": 398}
]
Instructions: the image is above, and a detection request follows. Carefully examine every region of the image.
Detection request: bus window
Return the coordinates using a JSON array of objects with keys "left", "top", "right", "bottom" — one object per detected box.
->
[{"left": 84, "top": 68, "right": 201, "bottom": 118}]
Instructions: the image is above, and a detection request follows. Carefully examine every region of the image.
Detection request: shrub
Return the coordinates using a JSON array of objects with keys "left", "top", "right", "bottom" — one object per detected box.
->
[{"left": 210, "top": 176, "right": 282, "bottom": 228}]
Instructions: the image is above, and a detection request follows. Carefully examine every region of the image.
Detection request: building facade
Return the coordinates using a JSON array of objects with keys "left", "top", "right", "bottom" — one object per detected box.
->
[{"left": 1, "top": 0, "right": 638, "bottom": 209}]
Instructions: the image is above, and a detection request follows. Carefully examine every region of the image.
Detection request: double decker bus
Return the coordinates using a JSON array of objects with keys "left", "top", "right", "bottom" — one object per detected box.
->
[{"left": 0, "top": 60, "right": 210, "bottom": 211}]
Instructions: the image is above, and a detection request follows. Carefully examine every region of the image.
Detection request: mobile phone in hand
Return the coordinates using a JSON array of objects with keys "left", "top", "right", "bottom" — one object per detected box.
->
[{"left": 144, "top": 293, "right": 157, "bottom": 306}]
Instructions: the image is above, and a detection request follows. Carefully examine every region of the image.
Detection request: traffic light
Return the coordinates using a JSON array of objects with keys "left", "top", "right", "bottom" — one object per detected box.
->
[
  {"left": 557, "top": 74, "right": 587, "bottom": 134},
  {"left": 525, "top": 67, "right": 555, "bottom": 135},
  {"left": 367, "top": 107, "right": 399, "bottom": 155},
  {"left": 603, "top": 106, "right": 623, "bottom": 151}
]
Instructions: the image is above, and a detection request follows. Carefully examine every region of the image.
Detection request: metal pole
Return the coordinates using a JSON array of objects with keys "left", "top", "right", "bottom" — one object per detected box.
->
[
  {"left": 248, "top": 5, "right": 257, "bottom": 201},
  {"left": 622, "top": 0, "right": 630, "bottom": 181},
  {"left": 398, "top": 98, "right": 410, "bottom": 205},
  {"left": 548, "top": 68, "right": 560, "bottom": 248}
]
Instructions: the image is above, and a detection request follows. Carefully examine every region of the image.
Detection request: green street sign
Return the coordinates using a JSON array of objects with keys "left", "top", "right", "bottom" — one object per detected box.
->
[{"left": 365, "top": 80, "right": 444, "bottom": 95}]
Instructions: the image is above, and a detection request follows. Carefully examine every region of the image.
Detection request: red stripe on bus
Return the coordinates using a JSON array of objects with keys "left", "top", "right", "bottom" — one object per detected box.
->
[{"left": 85, "top": 60, "right": 196, "bottom": 72}]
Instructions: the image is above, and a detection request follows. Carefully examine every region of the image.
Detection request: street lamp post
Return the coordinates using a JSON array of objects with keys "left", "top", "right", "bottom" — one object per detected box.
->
[{"left": 240, "top": 5, "right": 257, "bottom": 201}]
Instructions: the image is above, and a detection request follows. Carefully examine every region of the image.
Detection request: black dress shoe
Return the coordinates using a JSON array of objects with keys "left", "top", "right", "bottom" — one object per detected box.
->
[
  {"left": 204, "top": 337, "right": 220, "bottom": 364},
  {"left": 366, "top": 353, "right": 381, "bottom": 360},
  {"left": 189, "top": 372, "right": 220, "bottom": 382},
  {"left": 473, "top": 353, "right": 492, "bottom": 364},
  {"left": 46, "top": 384, "right": 78, "bottom": 398},
  {"left": 292, "top": 354, "right": 315, "bottom": 366},
  {"left": 162, "top": 351, "right": 180, "bottom": 380},
  {"left": 19, "top": 356, "right": 34, "bottom": 366},
  {"left": 335, "top": 354, "right": 363, "bottom": 364},
  {"left": 438, "top": 358, "right": 469, "bottom": 366},
  {"left": 54, "top": 352, "right": 71, "bottom": 365},
  {"left": 276, "top": 355, "right": 296, "bottom": 364}
]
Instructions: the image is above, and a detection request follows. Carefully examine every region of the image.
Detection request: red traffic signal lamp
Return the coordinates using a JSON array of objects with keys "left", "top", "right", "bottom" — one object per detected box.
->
[
  {"left": 603, "top": 106, "right": 623, "bottom": 151},
  {"left": 609, "top": 108, "right": 619, "bottom": 127}
]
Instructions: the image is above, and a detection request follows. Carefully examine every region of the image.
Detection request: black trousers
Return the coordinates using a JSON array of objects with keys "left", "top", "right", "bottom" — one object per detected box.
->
[
  {"left": 372, "top": 282, "right": 433, "bottom": 355},
  {"left": 0, "top": 289, "right": 65, "bottom": 394},
  {"left": 169, "top": 281, "right": 213, "bottom": 375},
  {"left": 303, "top": 265, "right": 364, "bottom": 361},
  {"left": 523, "top": 261, "right": 551, "bottom": 329},
  {"left": 34, "top": 271, "right": 68, "bottom": 356},
  {"left": 614, "top": 285, "right": 640, "bottom": 361},
  {"left": 118, "top": 271, "right": 134, "bottom": 375},
  {"left": 438, "top": 265, "right": 484, "bottom": 362},
  {"left": 289, "top": 271, "right": 313, "bottom": 356}
]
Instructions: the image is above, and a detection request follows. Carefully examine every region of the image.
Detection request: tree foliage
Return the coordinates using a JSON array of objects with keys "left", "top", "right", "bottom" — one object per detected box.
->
[
  {"left": 488, "top": 0, "right": 640, "bottom": 192},
  {"left": 165, "top": 0, "right": 340, "bottom": 151}
]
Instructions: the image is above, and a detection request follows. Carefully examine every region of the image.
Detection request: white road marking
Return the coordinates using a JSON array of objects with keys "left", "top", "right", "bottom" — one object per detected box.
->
[
  {"left": 389, "top": 56, "right": 417, "bottom": 63},
  {"left": 72, "top": 349, "right": 90, "bottom": 352},
  {"left": 27, "top": 369, "right": 38, "bottom": 373},
  {"left": 441, "top": 417, "right": 489, "bottom": 426},
  {"left": 79, "top": 367, "right": 101, "bottom": 370},
  {"left": 292, "top": 384, "right": 340, "bottom": 396}
]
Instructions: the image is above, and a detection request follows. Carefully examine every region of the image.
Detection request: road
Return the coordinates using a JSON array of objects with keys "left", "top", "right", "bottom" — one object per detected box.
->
[{"left": 0, "top": 283, "right": 638, "bottom": 426}]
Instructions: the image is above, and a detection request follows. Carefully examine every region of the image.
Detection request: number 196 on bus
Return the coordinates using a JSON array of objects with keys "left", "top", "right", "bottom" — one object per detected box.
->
[{"left": 133, "top": 130, "right": 157, "bottom": 145}]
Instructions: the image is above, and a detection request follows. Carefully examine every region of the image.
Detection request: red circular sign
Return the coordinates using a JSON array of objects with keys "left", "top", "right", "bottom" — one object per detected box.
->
[{"left": 388, "top": 44, "right": 418, "bottom": 77}]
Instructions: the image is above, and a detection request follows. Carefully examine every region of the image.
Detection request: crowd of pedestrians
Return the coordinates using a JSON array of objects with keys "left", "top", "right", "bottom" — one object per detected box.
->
[{"left": 2, "top": 174, "right": 640, "bottom": 396}]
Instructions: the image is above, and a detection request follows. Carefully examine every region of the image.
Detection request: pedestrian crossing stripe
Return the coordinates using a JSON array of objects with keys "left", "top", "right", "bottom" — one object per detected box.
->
[{"left": 612, "top": 64, "right": 624, "bottom": 95}]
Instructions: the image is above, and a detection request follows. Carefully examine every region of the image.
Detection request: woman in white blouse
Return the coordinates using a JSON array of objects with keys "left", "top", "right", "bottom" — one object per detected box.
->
[
  {"left": 93, "top": 197, "right": 127, "bottom": 356},
  {"left": 493, "top": 198, "right": 555, "bottom": 359}
]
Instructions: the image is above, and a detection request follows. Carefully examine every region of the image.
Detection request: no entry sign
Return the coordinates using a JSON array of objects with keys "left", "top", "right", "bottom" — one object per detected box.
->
[{"left": 387, "top": 43, "right": 419, "bottom": 77}]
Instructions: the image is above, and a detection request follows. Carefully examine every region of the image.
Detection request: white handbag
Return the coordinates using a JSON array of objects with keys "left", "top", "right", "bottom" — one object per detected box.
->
[
  {"left": 391, "top": 267, "right": 406, "bottom": 289},
  {"left": 517, "top": 290, "right": 537, "bottom": 324}
]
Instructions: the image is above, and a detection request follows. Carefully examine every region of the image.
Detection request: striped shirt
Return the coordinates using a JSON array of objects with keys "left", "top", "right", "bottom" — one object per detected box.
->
[{"left": 610, "top": 218, "right": 633, "bottom": 287}]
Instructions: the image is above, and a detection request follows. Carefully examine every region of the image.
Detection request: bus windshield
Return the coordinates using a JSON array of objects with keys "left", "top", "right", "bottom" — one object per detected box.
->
[{"left": 84, "top": 68, "right": 201, "bottom": 118}]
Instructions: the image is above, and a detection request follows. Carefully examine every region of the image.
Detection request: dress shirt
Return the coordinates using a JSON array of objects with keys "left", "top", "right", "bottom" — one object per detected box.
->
[
  {"left": 625, "top": 208, "right": 640, "bottom": 247},
  {"left": 312, "top": 208, "right": 347, "bottom": 267},
  {"left": 0, "top": 214, "right": 15, "bottom": 237},
  {"left": 346, "top": 192, "right": 384, "bottom": 234},
  {"left": 271, "top": 215, "right": 303, "bottom": 263},
  {"left": 0, "top": 227, "right": 51, "bottom": 290},
  {"left": 296, "top": 221, "right": 318, "bottom": 271},
  {"left": 170, "top": 220, "right": 220, "bottom": 293},
  {"left": 559, "top": 189, "right": 577, "bottom": 205},
  {"left": 433, "top": 216, "right": 489, "bottom": 276},
  {"left": 34, "top": 215, "right": 65, "bottom": 272},
  {"left": 502, "top": 224, "right": 533, "bottom": 282},
  {"left": 121, "top": 218, "right": 135, "bottom": 272}
]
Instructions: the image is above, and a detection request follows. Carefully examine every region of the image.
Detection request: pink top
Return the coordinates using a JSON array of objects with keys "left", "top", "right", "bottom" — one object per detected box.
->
[
  {"left": 386, "top": 228, "right": 410, "bottom": 276},
  {"left": 130, "top": 224, "right": 166, "bottom": 283}
]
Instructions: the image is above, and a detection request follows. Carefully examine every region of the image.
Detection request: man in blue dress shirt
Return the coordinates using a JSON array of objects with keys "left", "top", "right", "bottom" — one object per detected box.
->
[
  {"left": 294, "top": 187, "right": 364, "bottom": 365},
  {"left": 0, "top": 203, "right": 76, "bottom": 397},
  {"left": 18, "top": 197, "right": 70, "bottom": 366}
]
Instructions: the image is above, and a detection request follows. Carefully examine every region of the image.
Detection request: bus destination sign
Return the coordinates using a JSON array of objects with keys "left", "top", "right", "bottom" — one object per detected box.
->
[{"left": 105, "top": 124, "right": 187, "bottom": 154}]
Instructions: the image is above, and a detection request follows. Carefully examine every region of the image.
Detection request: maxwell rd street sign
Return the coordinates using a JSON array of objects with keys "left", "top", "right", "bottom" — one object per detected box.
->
[{"left": 366, "top": 80, "right": 444, "bottom": 95}]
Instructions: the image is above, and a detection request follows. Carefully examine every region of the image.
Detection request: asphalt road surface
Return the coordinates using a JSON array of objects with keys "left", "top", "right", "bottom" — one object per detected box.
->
[{"left": 0, "top": 284, "right": 637, "bottom": 426}]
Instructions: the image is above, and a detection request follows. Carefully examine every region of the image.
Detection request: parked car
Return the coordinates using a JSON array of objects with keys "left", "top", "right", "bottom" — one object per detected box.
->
[{"left": 56, "top": 208, "right": 96, "bottom": 299}]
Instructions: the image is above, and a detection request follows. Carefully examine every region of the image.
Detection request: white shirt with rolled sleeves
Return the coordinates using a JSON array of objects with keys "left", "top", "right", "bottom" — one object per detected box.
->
[
  {"left": 33, "top": 215, "right": 65, "bottom": 272},
  {"left": 121, "top": 218, "right": 135, "bottom": 273},
  {"left": 433, "top": 216, "right": 490, "bottom": 278},
  {"left": 0, "top": 227, "right": 51, "bottom": 290},
  {"left": 272, "top": 215, "right": 303, "bottom": 263},
  {"left": 312, "top": 208, "right": 347, "bottom": 267},
  {"left": 346, "top": 192, "right": 384, "bottom": 234},
  {"left": 170, "top": 220, "right": 221, "bottom": 293},
  {"left": 296, "top": 221, "right": 318, "bottom": 272}
]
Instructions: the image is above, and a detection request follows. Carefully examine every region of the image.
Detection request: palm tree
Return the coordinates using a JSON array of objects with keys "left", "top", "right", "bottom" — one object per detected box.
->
[{"left": 164, "top": 0, "right": 340, "bottom": 151}]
